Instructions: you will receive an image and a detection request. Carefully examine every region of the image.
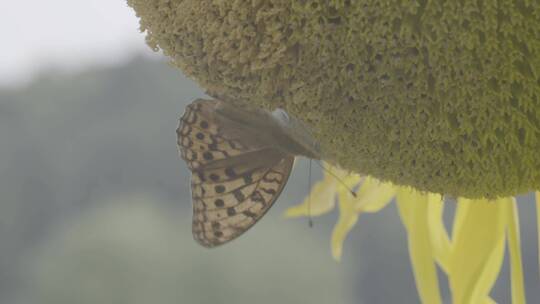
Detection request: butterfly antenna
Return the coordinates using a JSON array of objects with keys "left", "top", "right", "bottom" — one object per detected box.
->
[
  {"left": 308, "top": 159, "right": 314, "bottom": 228},
  {"left": 314, "top": 161, "right": 357, "bottom": 197}
]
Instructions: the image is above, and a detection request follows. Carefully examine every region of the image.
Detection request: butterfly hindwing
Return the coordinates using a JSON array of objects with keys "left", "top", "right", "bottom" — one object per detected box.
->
[{"left": 191, "top": 155, "right": 294, "bottom": 247}]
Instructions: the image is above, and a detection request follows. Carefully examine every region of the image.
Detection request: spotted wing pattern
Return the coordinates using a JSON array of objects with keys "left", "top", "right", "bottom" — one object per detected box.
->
[{"left": 177, "top": 99, "right": 295, "bottom": 247}]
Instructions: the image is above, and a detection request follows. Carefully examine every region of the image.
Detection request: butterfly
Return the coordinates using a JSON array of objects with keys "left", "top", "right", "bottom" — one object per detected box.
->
[{"left": 177, "top": 99, "right": 321, "bottom": 247}]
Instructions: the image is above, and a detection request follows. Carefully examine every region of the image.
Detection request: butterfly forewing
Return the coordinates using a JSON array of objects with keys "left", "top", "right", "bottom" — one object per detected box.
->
[
  {"left": 177, "top": 100, "right": 248, "bottom": 171},
  {"left": 177, "top": 99, "right": 295, "bottom": 247}
]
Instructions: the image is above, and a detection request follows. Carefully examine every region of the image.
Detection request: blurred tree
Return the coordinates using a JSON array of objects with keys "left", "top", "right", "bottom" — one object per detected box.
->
[{"left": 17, "top": 195, "right": 352, "bottom": 304}]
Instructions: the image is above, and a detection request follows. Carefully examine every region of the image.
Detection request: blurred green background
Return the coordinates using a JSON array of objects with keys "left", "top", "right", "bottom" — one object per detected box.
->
[{"left": 0, "top": 57, "right": 539, "bottom": 304}]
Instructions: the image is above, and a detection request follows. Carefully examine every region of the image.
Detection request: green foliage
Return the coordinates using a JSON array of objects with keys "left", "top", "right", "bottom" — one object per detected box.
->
[
  {"left": 128, "top": 0, "right": 540, "bottom": 198},
  {"left": 19, "top": 195, "right": 351, "bottom": 304}
]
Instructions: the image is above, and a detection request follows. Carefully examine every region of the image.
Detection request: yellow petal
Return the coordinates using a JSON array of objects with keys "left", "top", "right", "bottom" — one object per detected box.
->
[
  {"left": 285, "top": 162, "right": 360, "bottom": 218},
  {"left": 337, "top": 174, "right": 363, "bottom": 197},
  {"left": 449, "top": 198, "right": 508, "bottom": 304},
  {"left": 321, "top": 162, "right": 363, "bottom": 194},
  {"left": 284, "top": 178, "right": 337, "bottom": 218},
  {"left": 427, "top": 195, "right": 451, "bottom": 272},
  {"left": 353, "top": 177, "right": 396, "bottom": 213},
  {"left": 331, "top": 190, "right": 359, "bottom": 261},
  {"left": 451, "top": 198, "right": 471, "bottom": 238},
  {"left": 483, "top": 298, "right": 498, "bottom": 304},
  {"left": 396, "top": 188, "right": 443, "bottom": 304},
  {"left": 507, "top": 197, "right": 526, "bottom": 304}
]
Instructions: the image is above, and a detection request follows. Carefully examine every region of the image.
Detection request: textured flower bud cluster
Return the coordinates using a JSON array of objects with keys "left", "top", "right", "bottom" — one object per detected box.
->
[{"left": 128, "top": 0, "right": 539, "bottom": 198}]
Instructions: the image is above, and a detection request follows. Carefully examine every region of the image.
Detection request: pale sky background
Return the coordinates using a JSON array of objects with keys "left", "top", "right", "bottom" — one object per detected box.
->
[{"left": 0, "top": 0, "right": 160, "bottom": 88}]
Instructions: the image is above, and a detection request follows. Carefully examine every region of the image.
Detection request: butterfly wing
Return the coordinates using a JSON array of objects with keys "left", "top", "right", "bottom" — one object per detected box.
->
[
  {"left": 177, "top": 99, "right": 294, "bottom": 247},
  {"left": 190, "top": 154, "right": 294, "bottom": 247}
]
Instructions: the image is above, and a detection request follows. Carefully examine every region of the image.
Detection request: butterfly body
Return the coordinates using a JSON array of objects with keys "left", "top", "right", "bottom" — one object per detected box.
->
[{"left": 177, "top": 99, "right": 319, "bottom": 247}]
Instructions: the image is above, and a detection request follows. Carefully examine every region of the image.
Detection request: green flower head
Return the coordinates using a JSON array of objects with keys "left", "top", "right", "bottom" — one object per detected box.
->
[{"left": 128, "top": 0, "right": 539, "bottom": 198}]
